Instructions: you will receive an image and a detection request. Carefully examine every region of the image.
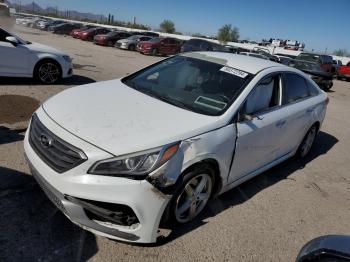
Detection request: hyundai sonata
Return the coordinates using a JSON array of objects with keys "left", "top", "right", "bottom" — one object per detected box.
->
[{"left": 24, "top": 52, "right": 328, "bottom": 243}]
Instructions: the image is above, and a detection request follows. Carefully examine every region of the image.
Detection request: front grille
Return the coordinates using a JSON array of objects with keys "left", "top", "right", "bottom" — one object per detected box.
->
[
  {"left": 115, "top": 42, "right": 121, "bottom": 48},
  {"left": 29, "top": 114, "right": 87, "bottom": 173}
]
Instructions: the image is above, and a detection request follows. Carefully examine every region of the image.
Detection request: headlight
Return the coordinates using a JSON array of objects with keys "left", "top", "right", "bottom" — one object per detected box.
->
[
  {"left": 88, "top": 142, "right": 180, "bottom": 177},
  {"left": 63, "top": 55, "right": 72, "bottom": 63}
]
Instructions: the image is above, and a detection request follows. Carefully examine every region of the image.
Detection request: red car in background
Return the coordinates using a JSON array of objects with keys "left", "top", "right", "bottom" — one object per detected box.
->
[
  {"left": 137, "top": 37, "right": 181, "bottom": 56},
  {"left": 70, "top": 25, "right": 94, "bottom": 38},
  {"left": 94, "top": 31, "right": 132, "bottom": 46},
  {"left": 78, "top": 28, "right": 111, "bottom": 41},
  {"left": 337, "top": 62, "right": 350, "bottom": 81}
]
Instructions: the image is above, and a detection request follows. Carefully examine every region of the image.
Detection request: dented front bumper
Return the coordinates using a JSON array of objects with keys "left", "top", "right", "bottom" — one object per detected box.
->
[{"left": 24, "top": 110, "right": 171, "bottom": 243}]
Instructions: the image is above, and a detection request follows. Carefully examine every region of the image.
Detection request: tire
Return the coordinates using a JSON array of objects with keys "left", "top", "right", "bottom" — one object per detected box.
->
[
  {"left": 107, "top": 41, "right": 113, "bottom": 47},
  {"left": 128, "top": 44, "right": 136, "bottom": 51},
  {"left": 34, "top": 60, "right": 62, "bottom": 84},
  {"left": 151, "top": 48, "right": 159, "bottom": 56},
  {"left": 163, "top": 164, "right": 215, "bottom": 226},
  {"left": 296, "top": 124, "right": 318, "bottom": 158}
]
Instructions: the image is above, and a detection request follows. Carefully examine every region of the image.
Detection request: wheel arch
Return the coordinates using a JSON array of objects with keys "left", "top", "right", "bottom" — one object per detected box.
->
[
  {"left": 33, "top": 57, "right": 62, "bottom": 78},
  {"left": 181, "top": 158, "right": 222, "bottom": 197}
]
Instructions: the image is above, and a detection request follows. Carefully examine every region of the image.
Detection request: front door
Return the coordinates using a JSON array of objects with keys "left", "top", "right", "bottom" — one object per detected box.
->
[
  {"left": 228, "top": 74, "right": 290, "bottom": 183},
  {"left": 0, "top": 29, "right": 30, "bottom": 76}
]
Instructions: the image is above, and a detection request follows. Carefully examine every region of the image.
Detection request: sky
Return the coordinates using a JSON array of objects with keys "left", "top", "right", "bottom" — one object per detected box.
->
[{"left": 17, "top": 0, "right": 350, "bottom": 52}]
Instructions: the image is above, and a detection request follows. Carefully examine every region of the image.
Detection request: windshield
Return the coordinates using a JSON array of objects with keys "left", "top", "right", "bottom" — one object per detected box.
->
[
  {"left": 122, "top": 55, "right": 253, "bottom": 116},
  {"left": 149, "top": 37, "right": 161, "bottom": 42},
  {"left": 127, "top": 35, "right": 139, "bottom": 40},
  {"left": 290, "top": 60, "right": 323, "bottom": 72},
  {"left": 298, "top": 53, "right": 321, "bottom": 63}
]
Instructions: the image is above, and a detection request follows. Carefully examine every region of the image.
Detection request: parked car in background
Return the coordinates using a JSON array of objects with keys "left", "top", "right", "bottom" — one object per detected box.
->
[
  {"left": 70, "top": 25, "right": 95, "bottom": 38},
  {"left": 115, "top": 35, "right": 152, "bottom": 50},
  {"left": 24, "top": 52, "right": 328, "bottom": 244},
  {"left": 332, "top": 59, "right": 342, "bottom": 74},
  {"left": 137, "top": 37, "right": 181, "bottom": 56},
  {"left": 289, "top": 59, "right": 333, "bottom": 91},
  {"left": 0, "top": 27, "right": 73, "bottom": 84},
  {"left": 297, "top": 52, "right": 333, "bottom": 73},
  {"left": 337, "top": 62, "right": 350, "bottom": 81},
  {"left": 53, "top": 23, "right": 82, "bottom": 35},
  {"left": 94, "top": 31, "right": 131, "bottom": 46},
  {"left": 180, "top": 39, "right": 228, "bottom": 53},
  {"left": 40, "top": 20, "right": 64, "bottom": 30},
  {"left": 78, "top": 27, "right": 111, "bottom": 41}
]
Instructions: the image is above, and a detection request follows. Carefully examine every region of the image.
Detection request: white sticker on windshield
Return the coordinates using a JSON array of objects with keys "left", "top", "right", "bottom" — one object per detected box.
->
[{"left": 220, "top": 66, "right": 248, "bottom": 78}]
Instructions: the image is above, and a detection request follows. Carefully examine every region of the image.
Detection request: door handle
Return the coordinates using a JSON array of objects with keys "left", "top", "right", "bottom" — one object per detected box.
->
[
  {"left": 276, "top": 120, "right": 286, "bottom": 128},
  {"left": 306, "top": 108, "right": 315, "bottom": 113}
]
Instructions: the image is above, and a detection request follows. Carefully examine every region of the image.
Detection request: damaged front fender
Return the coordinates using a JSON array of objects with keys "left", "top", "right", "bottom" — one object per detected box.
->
[{"left": 147, "top": 124, "right": 237, "bottom": 195}]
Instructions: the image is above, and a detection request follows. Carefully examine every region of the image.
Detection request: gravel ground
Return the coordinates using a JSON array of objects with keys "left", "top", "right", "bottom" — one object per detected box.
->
[{"left": 0, "top": 25, "right": 350, "bottom": 262}]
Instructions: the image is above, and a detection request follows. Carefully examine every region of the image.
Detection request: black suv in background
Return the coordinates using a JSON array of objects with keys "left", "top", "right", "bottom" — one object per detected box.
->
[
  {"left": 297, "top": 52, "right": 333, "bottom": 73},
  {"left": 181, "top": 39, "right": 229, "bottom": 53}
]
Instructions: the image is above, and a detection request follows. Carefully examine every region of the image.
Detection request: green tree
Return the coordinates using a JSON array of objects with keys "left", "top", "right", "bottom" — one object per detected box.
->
[
  {"left": 333, "top": 49, "right": 348, "bottom": 57},
  {"left": 217, "top": 24, "right": 240, "bottom": 43},
  {"left": 160, "top": 19, "right": 175, "bottom": 33}
]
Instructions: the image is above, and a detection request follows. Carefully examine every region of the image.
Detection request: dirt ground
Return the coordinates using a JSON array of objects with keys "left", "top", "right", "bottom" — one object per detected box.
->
[{"left": 0, "top": 25, "right": 350, "bottom": 262}]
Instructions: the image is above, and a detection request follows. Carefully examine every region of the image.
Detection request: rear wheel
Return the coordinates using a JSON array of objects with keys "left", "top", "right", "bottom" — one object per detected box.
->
[
  {"left": 107, "top": 40, "right": 113, "bottom": 47},
  {"left": 297, "top": 124, "right": 318, "bottom": 158},
  {"left": 34, "top": 60, "right": 62, "bottom": 84}
]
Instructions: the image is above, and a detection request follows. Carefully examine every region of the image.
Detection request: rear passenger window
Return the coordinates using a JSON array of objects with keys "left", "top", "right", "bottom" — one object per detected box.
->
[
  {"left": 307, "top": 81, "right": 320, "bottom": 96},
  {"left": 282, "top": 73, "right": 309, "bottom": 104}
]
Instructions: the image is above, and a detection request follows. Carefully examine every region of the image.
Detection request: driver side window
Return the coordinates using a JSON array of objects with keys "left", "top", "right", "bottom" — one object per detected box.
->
[{"left": 243, "top": 74, "right": 281, "bottom": 115}]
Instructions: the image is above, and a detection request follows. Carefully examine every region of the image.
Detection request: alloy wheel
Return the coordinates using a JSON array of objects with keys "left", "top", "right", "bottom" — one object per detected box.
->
[
  {"left": 175, "top": 174, "right": 212, "bottom": 223},
  {"left": 300, "top": 126, "right": 316, "bottom": 157},
  {"left": 38, "top": 63, "right": 60, "bottom": 84}
]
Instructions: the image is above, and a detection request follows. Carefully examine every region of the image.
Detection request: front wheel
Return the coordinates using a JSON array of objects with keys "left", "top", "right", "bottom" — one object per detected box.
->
[
  {"left": 151, "top": 48, "right": 158, "bottom": 56},
  {"left": 297, "top": 124, "right": 318, "bottom": 158},
  {"left": 128, "top": 44, "right": 136, "bottom": 51},
  {"left": 34, "top": 61, "right": 62, "bottom": 84},
  {"left": 164, "top": 165, "right": 215, "bottom": 225}
]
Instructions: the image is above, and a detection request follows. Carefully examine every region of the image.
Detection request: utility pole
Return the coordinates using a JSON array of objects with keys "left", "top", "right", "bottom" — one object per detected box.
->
[{"left": 134, "top": 16, "right": 136, "bottom": 25}]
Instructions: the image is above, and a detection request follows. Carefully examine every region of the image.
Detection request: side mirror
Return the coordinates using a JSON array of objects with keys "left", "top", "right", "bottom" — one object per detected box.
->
[
  {"left": 238, "top": 112, "right": 263, "bottom": 122},
  {"left": 6, "top": 36, "right": 19, "bottom": 46}
]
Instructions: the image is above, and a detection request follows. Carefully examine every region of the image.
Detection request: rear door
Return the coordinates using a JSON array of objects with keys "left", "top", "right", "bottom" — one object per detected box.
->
[{"left": 279, "top": 72, "right": 320, "bottom": 152}]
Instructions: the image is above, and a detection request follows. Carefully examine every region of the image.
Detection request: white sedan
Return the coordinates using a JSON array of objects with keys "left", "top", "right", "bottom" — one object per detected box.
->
[
  {"left": 24, "top": 52, "right": 328, "bottom": 243},
  {"left": 0, "top": 27, "right": 73, "bottom": 83}
]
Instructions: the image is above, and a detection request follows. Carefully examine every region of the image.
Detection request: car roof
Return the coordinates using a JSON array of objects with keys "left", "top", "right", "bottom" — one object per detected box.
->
[{"left": 181, "top": 52, "right": 285, "bottom": 74}]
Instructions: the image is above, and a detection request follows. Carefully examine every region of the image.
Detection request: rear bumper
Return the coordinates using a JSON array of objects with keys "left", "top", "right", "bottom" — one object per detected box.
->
[{"left": 24, "top": 109, "right": 171, "bottom": 243}]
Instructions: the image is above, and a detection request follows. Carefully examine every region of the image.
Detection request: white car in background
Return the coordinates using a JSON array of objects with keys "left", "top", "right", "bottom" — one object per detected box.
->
[
  {"left": 0, "top": 27, "right": 73, "bottom": 83},
  {"left": 24, "top": 52, "right": 328, "bottom": 243}
]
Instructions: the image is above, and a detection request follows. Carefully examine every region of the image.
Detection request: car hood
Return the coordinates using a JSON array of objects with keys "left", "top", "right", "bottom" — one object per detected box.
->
[
  {"left": 26, "top": 42, "right": 68, "bottom": 56},
  {"left": 42, "top": 80, "right": 222, "bottom": 156}
]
